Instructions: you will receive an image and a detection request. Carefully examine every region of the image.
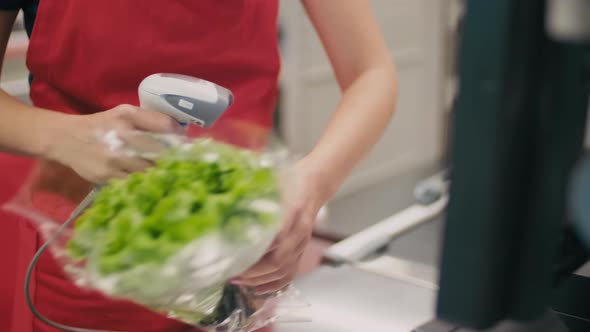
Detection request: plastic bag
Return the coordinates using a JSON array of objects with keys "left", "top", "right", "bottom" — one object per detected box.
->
[{"left": 5, "top": 120, "right": 310, "bottom": 331}]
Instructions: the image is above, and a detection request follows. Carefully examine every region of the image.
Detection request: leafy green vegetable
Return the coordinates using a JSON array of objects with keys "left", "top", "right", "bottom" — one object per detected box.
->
[{"left": 67, "top": 138, "right": 281, "bottom": 276}]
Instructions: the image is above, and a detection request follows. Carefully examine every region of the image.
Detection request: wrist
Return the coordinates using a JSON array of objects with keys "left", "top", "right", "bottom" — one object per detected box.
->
[
  {"left": 33, "top": 110, "right": 72, "bottom": 161},
  {"left": 295, "top": 157, "right": 341, "bottom": 207}
]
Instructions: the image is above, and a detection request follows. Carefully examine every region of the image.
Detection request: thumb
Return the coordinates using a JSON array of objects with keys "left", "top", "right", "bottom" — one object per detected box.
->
[{"left": 124, "top": 108, "right": 184, "bottom": 134}]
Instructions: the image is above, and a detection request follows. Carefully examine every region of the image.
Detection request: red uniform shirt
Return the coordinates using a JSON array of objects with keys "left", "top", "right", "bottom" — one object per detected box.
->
[{"left": 0, "top": 1, "right": 280, "bottom": 331}]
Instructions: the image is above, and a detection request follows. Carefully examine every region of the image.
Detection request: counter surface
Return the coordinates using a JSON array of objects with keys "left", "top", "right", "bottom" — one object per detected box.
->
[
  {"left": 270, "top": 219, "right": 443, "bottom": 332},
  {"left": 271, "top": 265, "right": 436, "bottom": 332}
]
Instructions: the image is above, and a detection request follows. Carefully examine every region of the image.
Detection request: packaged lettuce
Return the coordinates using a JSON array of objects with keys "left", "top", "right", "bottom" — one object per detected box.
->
[
  {"left": 67, "top": 138, "right": 281, "bottom": 274},
  {"left": 6, "top": 132, "right": 307, "bottom": 332}
]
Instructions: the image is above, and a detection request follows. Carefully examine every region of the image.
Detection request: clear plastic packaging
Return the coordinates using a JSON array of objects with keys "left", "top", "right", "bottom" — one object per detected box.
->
[{"left": 5, "top": 121, "right": 310, "bottom": 332}]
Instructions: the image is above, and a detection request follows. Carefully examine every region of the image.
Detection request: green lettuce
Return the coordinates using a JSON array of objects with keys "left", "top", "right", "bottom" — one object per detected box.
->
[{"left": 66, "top": 139, "right": 281, "bottom": 276}]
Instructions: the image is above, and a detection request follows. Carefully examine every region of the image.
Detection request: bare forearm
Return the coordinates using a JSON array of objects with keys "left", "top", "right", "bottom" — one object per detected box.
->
[
  {"left": 0, "top": 89, "right": 62, "bottom": 157},
  {"left": 301, "top": 66, "right": 398, "bottom": 198}
]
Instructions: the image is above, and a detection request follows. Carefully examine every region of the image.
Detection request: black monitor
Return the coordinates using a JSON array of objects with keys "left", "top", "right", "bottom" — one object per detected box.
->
[{"left": 416, "top": 1, "right": 590, "bottom": 331}]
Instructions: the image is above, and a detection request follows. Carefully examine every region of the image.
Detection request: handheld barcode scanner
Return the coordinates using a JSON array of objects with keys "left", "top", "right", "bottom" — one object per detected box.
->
[
  {"left": 138, "top": 73, "right": 233, "bottom": 127},
  {"left": 25, "top": 74, "right": 234, "bottom": 332}
]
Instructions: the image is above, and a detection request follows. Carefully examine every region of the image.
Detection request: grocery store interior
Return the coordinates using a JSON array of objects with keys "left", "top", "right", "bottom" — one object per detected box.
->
[{"left": 3, "top": 1, "right": 590, "bottom": 332}]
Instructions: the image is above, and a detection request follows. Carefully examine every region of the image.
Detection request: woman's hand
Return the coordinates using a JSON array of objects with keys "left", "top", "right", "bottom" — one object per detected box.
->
[
  {"left": 43, "top": 104, "right": 183, "bottom": 184},
  {"left": 233, "top": 161, "right": 335, "bottom": 294}
]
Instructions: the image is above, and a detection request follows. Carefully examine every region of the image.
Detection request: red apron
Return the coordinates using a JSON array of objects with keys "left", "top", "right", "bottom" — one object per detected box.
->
[{"left": 2, "top": 1, "right": 280, "bottom": 331}]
